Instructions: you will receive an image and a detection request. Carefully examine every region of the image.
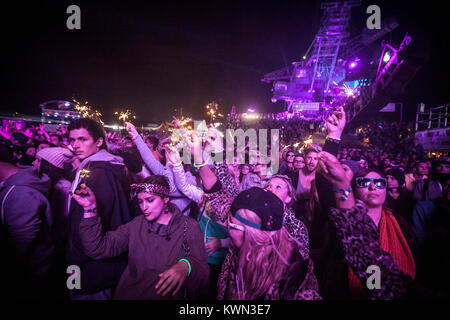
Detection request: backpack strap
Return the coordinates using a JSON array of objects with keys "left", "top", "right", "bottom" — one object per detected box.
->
[
  {"left": 1, "top": 185, "right": 15, "bottom": 224},
  {"left": 421, "top": 179, "right": 430, "bottom": 201}
]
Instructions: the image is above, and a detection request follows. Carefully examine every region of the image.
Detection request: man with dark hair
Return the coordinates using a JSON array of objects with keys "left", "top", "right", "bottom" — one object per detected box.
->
[
  {"left": 50, "top": 134, "right": 63, "bottom": 147},
  {"left": 66, "top": 118, "right": 133, "bottom": 299},
  {"left": 0, "top": 143, "right": 55, "bottom": 299},
  {"left": 405, "top": 160, "right": 429, "bottom": 193},
  {"left": 385, "top": 167, "right": 415, "bottom": 222}
]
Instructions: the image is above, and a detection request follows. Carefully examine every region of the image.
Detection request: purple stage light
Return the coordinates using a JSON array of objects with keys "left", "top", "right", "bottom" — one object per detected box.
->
[
  {"left": 349, "top": 62, "right": 357, "bottom": 68},
  {"left": 247, "top": 106, "right": 256, "bottom": 113},
  {"left": 64, "top": 102, "right": 70, "bottom": 107}
]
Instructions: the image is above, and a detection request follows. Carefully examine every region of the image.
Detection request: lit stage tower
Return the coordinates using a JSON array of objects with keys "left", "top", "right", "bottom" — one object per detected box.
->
[{"left": 262, "top": 0, "right": 400, "bottom": 121}]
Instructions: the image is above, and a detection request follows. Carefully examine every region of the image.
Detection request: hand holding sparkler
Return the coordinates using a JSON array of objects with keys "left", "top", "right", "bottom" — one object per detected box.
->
[
  {"left": 165, "top": 146, "right": 182, "bottom": 166},
  {"left": 71, "top": 184, "right": 97, "bottom": 211},
  {"left": 185, "top": 131, "right": 203, "bottom": 164},
  {"left": 124, "top": 122, "right": 140, "bottom": 140},
  {"left": 325, "top": 106, "right": 346, "bottom": 140},
  {"left": 204, "top": 124, "right": 224, "bottom": 153}
]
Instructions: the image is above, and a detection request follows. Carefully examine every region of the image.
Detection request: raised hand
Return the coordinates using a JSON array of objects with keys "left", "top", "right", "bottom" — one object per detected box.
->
[
  {"left": 317, "top": 151, "right": 352, "bottom": 188},
  {"left": 325, "top": 106, "right": 346, "bottom": 140},
  {"left": 124, "top": 122, "right": 139, "bottom": 140},
  {"left": 204, "top": 124, "right": 224, "bottom": 153},
  {"left": 165, "top": 146, "right": 181, "bottom": 165},
  {"left": 71, "top": 184, "right": 97, "bottom": 210}
]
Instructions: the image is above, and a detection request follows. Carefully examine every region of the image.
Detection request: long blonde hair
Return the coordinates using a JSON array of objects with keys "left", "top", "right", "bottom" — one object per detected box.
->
[{"left": 234, "top": 209, "right": 297, "bottom": 300}]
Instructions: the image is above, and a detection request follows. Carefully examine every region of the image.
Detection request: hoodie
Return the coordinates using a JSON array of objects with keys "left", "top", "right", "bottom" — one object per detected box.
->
[
  {"left": 66, "top": 149, "right": 133, "bottom": 295},
  {"left": 0, "top": 166, "right": 55, "bottom": 298}
]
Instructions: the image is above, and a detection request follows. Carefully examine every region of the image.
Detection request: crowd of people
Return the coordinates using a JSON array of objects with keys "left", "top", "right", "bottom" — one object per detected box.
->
[{"left": 1, "top": 106, "right": 449, "bottom": 300}]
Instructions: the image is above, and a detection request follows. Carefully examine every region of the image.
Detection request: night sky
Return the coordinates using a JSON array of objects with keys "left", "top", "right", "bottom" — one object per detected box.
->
[{"left": 1, "top": 0, "right": 449, "bottom": 125}]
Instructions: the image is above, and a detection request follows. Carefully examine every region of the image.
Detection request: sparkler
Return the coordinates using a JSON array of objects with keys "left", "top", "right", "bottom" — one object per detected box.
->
[
  {"left": 206, "top": 102, "right": 223, "bottom": 122},
  {"left": 115, "top": 109, "right": 136, "bottom": 123},
  {"left": 79, "top": 168, "right": 91, "bottom": 185},
  {"left": 298, "top": 135, "right": 313, "bottom": 153},
  {"left": 72, "top": 98, "right": 104, "bottom": 125}
]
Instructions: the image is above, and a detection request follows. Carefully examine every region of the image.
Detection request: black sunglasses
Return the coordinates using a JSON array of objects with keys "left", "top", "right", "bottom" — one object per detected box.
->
[{"left": 355, "top": 177, "right": 387, "bottom": 189}]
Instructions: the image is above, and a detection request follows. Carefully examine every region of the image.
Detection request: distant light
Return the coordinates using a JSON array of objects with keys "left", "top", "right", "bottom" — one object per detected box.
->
[
  {"left": 383, "top": 52, "right": 391, "bottom": 63},
  {"left": 350, "top": 62, "right": 357, "bottom": 68},
  {"left": 303, "top": 56, "right": 307, "bottom": 60},
  {"left": 247, "top": 106, "right": 256, "bottom": 113},
  {"left": 64, "top": 102, "right": 70, "bottom": 107}
]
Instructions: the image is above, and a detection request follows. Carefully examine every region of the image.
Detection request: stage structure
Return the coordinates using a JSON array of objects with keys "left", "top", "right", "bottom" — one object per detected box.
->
[
  {"left": 40, "top": 100, "right": 81, "bottom": 124},
  {"left": 261, "top": 0, "right": 402, "bottom": 123},
  {"left": 415, "top": 103, "right": 450, "bottom": 154}
]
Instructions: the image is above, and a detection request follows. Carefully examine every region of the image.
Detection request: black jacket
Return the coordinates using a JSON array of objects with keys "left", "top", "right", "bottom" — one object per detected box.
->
[{"left": 67, "top": 157, "right": 133, "bottom": 295}]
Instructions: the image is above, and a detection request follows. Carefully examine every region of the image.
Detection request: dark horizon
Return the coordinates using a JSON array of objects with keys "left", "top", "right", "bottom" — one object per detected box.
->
[{"left": 1, "top": 0, "right": 449, "bottom": 126}]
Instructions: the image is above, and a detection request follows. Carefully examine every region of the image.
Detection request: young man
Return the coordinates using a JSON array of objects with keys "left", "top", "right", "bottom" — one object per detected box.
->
[
  {"left": 66, "top": 118, "right": 133, "bottom": 300},
  {"left": 405, "top": 160, "right": 429, "bottom": 192}
]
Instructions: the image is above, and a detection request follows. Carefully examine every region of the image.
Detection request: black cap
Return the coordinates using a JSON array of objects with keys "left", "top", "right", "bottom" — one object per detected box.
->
[{"left": 231, "top": 187, "right": 284, "bottom": 231}]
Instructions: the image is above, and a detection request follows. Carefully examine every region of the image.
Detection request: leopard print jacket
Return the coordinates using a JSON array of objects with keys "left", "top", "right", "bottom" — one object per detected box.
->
[{"left": 329, "top": 200, "right": 413, "bottom": 300}]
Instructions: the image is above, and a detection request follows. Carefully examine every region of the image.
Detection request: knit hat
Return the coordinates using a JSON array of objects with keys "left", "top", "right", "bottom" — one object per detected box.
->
[
  {"left": 385, "top": 168, "right": 405, "bottom": 187},
  {"left": 231, "top": 187, "right": 284, "bottom": 231},
  {"left": 36, "top": 147, "right": 74, "bottom": 169},
  {"left": 341, "top": 160, "right": 361, "bottom": 176}
]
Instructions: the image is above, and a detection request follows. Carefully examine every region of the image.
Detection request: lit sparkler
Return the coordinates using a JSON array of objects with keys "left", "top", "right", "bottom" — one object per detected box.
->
[
  {"left": 115, "top": 109, "right": 136, "bottom": 123},
  {"left": 206, "top": 102, "right": 223, "bottom": 122},
  {"left": 79, "top": 168, "right": 91, "bottom": 184},
  {"left": 72, "top": 98, "right": 104, "bottom": 125},
  {"left": 298, "top": 135, "right": 313, "bottom": 153}
]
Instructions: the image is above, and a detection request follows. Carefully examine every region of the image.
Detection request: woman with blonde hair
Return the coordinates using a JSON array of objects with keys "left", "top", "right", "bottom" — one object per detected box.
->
[{"left": 220, "top": 187, "right": 321, "bottom": 300}]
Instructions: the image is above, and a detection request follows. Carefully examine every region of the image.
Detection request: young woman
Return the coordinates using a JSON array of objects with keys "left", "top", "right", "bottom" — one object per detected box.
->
[
  {"left": 72, "top": 175, "right": 209, "bottom": 300},
  {"left": 220, "top": 187, "right": 321, "bottom": 300},
  {"left": 318, "top": 151, "right": 442, "bottom": 299}
]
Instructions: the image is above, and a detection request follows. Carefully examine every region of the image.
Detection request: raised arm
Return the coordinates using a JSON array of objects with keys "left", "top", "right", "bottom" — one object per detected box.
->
[
  {"left": 167, "top": 146, "right": 204, "bottom": 204},
  {"left": 318, "top": 151, "right": 413, "bottom": 300},
  {"left": 125, "top": 122, "right": 166, "bottom": 176}
]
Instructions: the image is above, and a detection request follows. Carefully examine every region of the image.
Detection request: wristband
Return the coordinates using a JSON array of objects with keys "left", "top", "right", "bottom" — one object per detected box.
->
[
  {"left": 83, "top": 207, "right": 97, "bottom": 218},
  {"left": 326, "top": 135, "right": 341, "bottom": 143},
  {"left": 168, "top": 161, "right": 182, "bottom": 167},
  {"left": 211, "top": 148, "right": 224, "bottom": 154},
  {"left": 178, "top": 258, "right": 191, "bottom": 276},
  {"left": 334, "top": 187, "right": 352, "bottom": 200},
  {"left": 193, "top": 161, "right": 208, "bottom": 168}
]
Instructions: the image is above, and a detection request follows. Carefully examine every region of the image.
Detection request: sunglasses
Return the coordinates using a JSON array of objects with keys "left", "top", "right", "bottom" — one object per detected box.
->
[{"left": 355, "top": 177, "right": 388, "bottom": 189}]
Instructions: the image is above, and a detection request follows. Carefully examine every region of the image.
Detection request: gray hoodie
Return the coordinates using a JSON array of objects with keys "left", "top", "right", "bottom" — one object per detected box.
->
[{"left": 0, "top": 166, "right": 55, "bottom": 296}]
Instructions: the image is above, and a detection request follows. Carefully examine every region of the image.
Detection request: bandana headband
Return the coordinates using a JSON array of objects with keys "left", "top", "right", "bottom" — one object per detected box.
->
[{"left": 131, "top": 183, "right": 169, "bottom": 198}]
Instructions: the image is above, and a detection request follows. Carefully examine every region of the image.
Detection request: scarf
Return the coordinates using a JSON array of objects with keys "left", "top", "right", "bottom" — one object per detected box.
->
[{"left": 348, "top": 209, "right": 415, "bottom": 299}]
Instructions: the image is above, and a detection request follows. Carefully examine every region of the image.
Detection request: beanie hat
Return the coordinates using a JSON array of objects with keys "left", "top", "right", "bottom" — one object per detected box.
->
[
  {"left": 36, "top": 147, "right": 73, "bottom": 169},
  {"left": 341, "top": 160, "right": 361, "bottom": 176},
  {"left": 231, "top": 187, "right": 284, "bottom": 231},
  {"left": 385, "top": 168, "right": 406, "bottom": 187}
]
